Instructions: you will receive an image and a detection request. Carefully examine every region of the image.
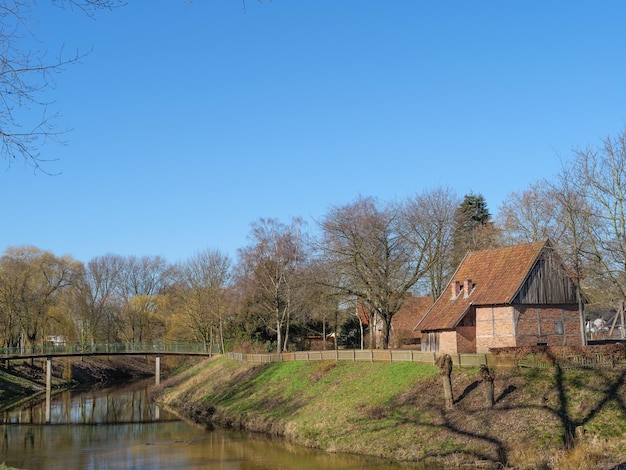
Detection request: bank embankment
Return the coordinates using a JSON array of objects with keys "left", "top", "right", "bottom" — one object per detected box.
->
[{"left": 153, "top": 356, "right": 626, "bottom": 469}]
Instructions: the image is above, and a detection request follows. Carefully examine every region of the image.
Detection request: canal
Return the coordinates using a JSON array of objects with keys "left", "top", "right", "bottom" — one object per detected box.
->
[{"left": 0, "top": 379, "right": 423, "bottom": 469}]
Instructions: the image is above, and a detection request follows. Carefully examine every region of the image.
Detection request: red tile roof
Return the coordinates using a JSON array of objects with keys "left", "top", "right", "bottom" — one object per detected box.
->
[
  {"left": 357, "top": 295, "right": 433, "bottom": 332},
  {"left": 415, "top": 240, "right": 548, "bottom": 332},
  {"left": 392, "top": 295, "right": 433, "bottom": 336}
]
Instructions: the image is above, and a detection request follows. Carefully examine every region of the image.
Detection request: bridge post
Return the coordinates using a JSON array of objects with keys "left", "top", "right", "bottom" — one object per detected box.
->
[
  {"left": 45, "top": 357, "right": 52, "bottom": 423},
  {"left": 155, "top": 355, "right": 160, "bottom": 386}
]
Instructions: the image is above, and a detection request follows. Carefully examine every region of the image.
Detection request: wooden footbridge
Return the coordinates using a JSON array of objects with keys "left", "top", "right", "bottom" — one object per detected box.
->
[{"left": 1, "top": 343, "right": 214, "bottom": 423}]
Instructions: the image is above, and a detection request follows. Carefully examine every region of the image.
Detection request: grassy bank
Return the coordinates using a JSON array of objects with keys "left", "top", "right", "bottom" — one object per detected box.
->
[{"left": 154, "top": 356, "right": 626, "bottom": 469}]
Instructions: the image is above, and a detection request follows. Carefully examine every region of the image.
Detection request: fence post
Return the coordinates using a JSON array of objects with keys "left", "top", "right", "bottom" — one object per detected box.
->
[{"left": 611, "top": 352, "right": 615, "bottom": 368}]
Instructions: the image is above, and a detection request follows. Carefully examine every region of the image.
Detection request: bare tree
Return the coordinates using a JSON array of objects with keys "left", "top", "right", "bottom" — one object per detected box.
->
[
  {"left": 171, "top": 248, "right": 232, "bottom": 353},
  {"left": 318, "top": 196, "right": 435, "bottom": 349},
  {"left": 498, "top": 181, "right": 568, "bottom": 245},
  {"left": 401, "top": 187, "right": 459, "bottom": 300},
  {"left": 73, "top": 253, "right": 125, "bottom": 344},
  {"left": 236, "top": 217, "right": 306, "bottom": 353},
  {"left": 117, "top": 255, "right": 173, "bottom": 343},
  {"left": 567, "top": 128, "right": 626, "bottom": 325},
  {"left": 0, "top": 0, "right": 122, "bottom": 170}
]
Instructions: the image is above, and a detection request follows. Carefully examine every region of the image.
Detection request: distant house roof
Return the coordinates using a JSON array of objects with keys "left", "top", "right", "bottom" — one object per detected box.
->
[
  {"left": 415, "top": 240, "right": 551, "bottom": 332},
  {"left": 392, "top": 295, "right": 433, "bottom": 335},
  {"left": 357, "top": 294, "right": 433, "bottom": 332}
]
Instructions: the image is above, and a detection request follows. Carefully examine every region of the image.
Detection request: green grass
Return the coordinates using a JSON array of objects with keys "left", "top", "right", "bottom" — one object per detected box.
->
[{"left": 155, "top": 357, "right": 626, "bottom": 468}]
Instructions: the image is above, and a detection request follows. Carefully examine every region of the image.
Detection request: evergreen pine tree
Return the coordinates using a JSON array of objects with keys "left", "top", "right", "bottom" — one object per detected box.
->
[{"left": 450, "top": 193, "right": 500, "bottom": 268}]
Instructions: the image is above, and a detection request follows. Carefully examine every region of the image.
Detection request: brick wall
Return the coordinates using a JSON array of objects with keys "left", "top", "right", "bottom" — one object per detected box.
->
[
  {"left": 476, "top": 306, "right": 516, "bottom": 353},
  {"left": 439, "top": 331, "right": 458, "bottom": 354},
  {"left": 456, "top": 326, "right": 475, "bottom": 353},
  {"left": 422, "top": 304, "right": 583, "bottom": 353},
  {"left": 516, "top": 304, "right": 582, "bottom": 347}
]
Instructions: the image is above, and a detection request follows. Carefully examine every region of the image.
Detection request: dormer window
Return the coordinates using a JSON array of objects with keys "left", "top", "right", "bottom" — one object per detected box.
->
[{"left": 463, "top": 279, "right": 475, "bottom": 298}]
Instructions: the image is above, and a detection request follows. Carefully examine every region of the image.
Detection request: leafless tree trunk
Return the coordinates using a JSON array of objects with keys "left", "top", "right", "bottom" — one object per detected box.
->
[
  {"left": 436, "top": 353, "right": 454, "bottom": 409},
  {"left": 479, "top": 364, "right": 495, "bottom": 409}
]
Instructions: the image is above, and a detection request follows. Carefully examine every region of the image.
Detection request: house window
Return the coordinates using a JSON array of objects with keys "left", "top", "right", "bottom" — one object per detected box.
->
[{"left": 555, "top": 320, "right": 564, "bottom": 335}]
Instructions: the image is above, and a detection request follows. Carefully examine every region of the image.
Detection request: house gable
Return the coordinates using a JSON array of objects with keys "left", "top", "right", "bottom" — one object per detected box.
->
[{"left": 512, "top": 246, "right": 578, "bottom": 305}]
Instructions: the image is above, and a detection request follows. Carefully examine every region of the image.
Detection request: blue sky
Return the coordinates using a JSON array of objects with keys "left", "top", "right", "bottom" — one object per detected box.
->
[{"left": 2, "top": 1, "right": 626, "bottom": 264}]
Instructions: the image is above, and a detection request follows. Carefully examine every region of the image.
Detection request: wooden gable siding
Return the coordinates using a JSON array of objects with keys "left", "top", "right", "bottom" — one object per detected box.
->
[{"left": 512, "top": 248, "right": 578, "bottom": 305}]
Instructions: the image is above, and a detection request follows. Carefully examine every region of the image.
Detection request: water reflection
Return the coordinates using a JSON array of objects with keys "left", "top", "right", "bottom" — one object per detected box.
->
[
  {"left": 0, "top": 380, "right": 425, "bottom": 470},
  {"left": 0, "top": 379, "right": 177, "bottom": 425}
]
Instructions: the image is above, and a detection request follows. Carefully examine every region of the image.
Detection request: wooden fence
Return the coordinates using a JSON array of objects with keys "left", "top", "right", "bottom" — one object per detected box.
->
[
  {"left": 226, "top": 350, "right": 518, "bottom": 368},
  {"left": 225, "top": 349, "right": 623, "bottom": 370},
  {"left": 515, "top": 352, "right": 616, "bottom": 369}
]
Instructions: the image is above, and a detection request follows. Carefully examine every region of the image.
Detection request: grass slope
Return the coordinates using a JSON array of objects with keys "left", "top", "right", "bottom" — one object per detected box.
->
[{"left": 155, "top": 357, "right": 626, "bottom": 469}]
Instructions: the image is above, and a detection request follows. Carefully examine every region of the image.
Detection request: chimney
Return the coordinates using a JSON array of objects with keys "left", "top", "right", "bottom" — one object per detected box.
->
[
  {"left": 463, "top": 279, "right": 473, "bottom": 298},
  {"left": 450, "top": 280, "right": 461, "bottom": 299}
]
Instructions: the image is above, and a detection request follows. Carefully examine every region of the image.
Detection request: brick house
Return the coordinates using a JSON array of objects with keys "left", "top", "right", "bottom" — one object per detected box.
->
[
  {"left": 389, "top": 295, "right": 434, "bottom": 347},
  {"left": 414, "top": 240, "right": 585, "bottom": 354},
  {"left": 358, "top": 295, "right": 433, "bottom": 348}
]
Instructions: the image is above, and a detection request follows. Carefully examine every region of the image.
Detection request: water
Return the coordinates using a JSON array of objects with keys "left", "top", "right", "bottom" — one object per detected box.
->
[{"left": 0, "top": 380, "right": 420, "bottom": 469}]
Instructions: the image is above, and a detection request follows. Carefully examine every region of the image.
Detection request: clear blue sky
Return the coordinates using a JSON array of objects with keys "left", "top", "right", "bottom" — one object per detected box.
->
[{"left": 2, "top": 1, "right": 626, "bottom": 264}]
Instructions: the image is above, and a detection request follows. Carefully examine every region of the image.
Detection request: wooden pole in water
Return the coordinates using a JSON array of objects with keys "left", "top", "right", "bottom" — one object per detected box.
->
[
  {"left": 45, "top": 357, "right": 52, "bottom": 423},
  {"left": 155, "top": 355, "right": 160, "bottom": 386}
]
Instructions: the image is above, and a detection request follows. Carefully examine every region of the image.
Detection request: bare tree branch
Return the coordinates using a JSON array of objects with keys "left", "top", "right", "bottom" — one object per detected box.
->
[{"left": 0, "top": 0, "right": 123, "bottom": 171}]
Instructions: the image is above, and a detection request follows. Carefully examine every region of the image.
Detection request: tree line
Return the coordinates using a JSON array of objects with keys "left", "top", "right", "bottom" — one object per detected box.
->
[{"left": 2, "top": 127, "right": 626, "bottom": 352}]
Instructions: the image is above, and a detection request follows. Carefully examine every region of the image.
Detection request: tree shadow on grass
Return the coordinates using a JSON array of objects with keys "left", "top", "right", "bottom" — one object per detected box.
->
[
  {"left": 403, "top": 354, "right": 626, "bottom": 468},
  {"left": 453, "top": 380, "right": 479, "bottom": 404},
  {"left": 432, "top": 410, "right": 509, "bottom": 465},
  {"left": 495, "top": 384, "right": 516, "bottom": 404},
  {"left": 543, "top": 349, "right": 626, "bottom": 449}
]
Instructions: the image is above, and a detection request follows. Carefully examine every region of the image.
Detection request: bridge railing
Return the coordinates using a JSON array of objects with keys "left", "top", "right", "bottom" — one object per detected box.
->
[{"left": 0, "top": 343, "right": 209, "bottom": 357}]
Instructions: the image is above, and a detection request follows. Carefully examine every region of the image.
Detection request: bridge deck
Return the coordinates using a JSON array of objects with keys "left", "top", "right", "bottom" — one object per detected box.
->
[{"left": 1, "top": 343, "right": 214, "bottom": 361}]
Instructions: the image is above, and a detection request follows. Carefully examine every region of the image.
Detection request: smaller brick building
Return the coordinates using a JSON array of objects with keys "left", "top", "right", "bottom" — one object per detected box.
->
[
  {"left": 358, "top": 295, "right": 433, "bottom": 348},
  {"left": 414, "top": 240, "right": 585, "bottom": 354}
]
